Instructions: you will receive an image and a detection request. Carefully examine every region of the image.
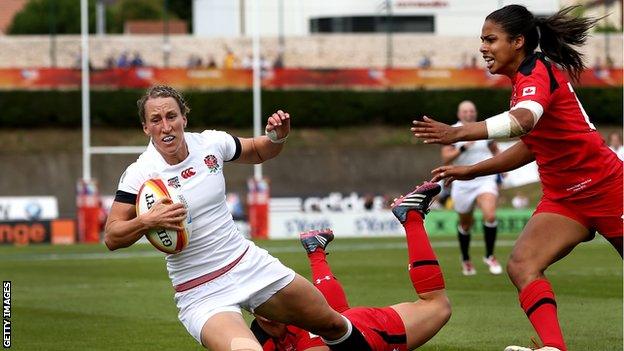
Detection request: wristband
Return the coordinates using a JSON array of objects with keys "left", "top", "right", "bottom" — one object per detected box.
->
[
  {"left": 266, "top": 128, "right": 288, "bottom": 144},
  {"left": 459, "top": 145, "right": 467, "bottom": 153}
]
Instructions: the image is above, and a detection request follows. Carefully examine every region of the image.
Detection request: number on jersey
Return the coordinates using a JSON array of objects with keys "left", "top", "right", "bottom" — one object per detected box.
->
[{"left": 568, "top": 82, "right": 596, "bottom": 130}]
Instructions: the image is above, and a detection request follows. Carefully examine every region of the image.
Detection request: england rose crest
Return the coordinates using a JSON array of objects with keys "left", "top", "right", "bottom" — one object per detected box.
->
[{"left": 204, "top": 155, "right": 220, "bottom": 173}]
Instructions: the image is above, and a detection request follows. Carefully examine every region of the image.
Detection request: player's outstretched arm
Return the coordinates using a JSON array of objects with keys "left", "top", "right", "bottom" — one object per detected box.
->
[
  {"left": 235, "top": 110, "right": 291, "bottom": 164},
  {"left": 104, "top": 198, "right": 186, "bottom": 250},
  {"left": 431, "top": 140, "right": 535, "bottom": 184},
  {"left": 412, "top": 108, "right": 536, "bottom": 144}
]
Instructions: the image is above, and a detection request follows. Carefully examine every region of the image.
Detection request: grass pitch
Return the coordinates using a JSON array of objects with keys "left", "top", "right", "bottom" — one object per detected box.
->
[{"left": 2, "top": 236, "right": 621, "bottom": 351}]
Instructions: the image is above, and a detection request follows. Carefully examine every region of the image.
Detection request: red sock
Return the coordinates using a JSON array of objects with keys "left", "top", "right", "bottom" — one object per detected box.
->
[
  {"left": 308, "top": 249, "right": 350, "bottom": 313},
  {"left": 403, "top": 211, "right": 445, "bottom": 294},
  {"left": 519, "top": 279, "right": 566, "bottom": 351}
]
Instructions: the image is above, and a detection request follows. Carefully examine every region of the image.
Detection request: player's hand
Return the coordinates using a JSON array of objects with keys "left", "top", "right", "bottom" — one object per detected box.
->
[
  {"left": 411, "top": 116, "right": 460, "bottom": 145},
  {"left": 431, "top": 165, "right": 475, "bottom": 186},
  {"left": 265, "top": 110, "right": 291, "bottom": 140},
  {"left": 140, "top": 198, "right": 187, "bottom": 231}
]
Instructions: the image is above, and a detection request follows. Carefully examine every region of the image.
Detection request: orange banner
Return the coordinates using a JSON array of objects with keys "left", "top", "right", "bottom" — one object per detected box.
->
[{"left": 0, "top": 67, "right": 620, "bottom": 90}]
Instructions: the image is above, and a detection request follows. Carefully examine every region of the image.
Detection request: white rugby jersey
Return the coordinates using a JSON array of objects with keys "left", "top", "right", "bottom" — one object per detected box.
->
[
  {"left": 116, "top": 130, "right": 248, "bottom": 285},
  {"left": 451, "top": 122, "right": 497, "bottom": 186}
]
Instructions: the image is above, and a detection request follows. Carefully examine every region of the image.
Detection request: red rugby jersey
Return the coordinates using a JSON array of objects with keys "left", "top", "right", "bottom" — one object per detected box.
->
[
  {"left": 274, "top": 326, "right": 324, "bottom": 351},
  {"left": 512, "top": 53, "right": 622, "bottom": 201},
  {"left": 252, "top": 320, "right": 325, "bottom": 351}
]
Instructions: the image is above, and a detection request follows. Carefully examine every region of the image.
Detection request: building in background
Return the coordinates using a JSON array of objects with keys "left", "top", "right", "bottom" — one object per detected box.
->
[{"left": 193, "top": 0, "right": 561, "bottom": 37}]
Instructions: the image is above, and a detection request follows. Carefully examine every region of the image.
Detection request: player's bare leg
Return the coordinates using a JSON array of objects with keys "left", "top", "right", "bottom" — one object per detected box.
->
[
  {"left": 200, "top": 312, "right": 263, "bottom": 351},
  {"left": 505, "top": 213, "right": 590, "bottom": 351},
  {"left": 254, "top": 274, "right": 348, "bottom": 339},
  {"left": 476, "top": 192, "right": 502, "bottom": 274},
  {"left": 254, "top": 275, "right": 371, "bottom": 350},
  {"left": 390, "top": 182, "right": 452, "bottom": 350}
]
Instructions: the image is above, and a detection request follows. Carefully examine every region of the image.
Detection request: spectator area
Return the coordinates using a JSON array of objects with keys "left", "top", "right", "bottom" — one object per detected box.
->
[{"left": 0, "top": 33, "right": 620, "bottom": 69}]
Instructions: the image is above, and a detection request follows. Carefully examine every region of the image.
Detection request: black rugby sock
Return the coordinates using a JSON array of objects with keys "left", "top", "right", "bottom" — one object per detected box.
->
[
  {"left": 324, "top": 317, "right": 372, "bottom": 351},
  {"left": 457, "top": 227, "right": 471, "bottom": 261},
  {"left": 483, "top": 221, "right": 498, "bottom": 258}
]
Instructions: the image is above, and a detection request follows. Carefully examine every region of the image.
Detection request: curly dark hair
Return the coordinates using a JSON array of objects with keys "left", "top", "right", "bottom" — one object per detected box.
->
[{"left": 137, "top": 85, "right": 191, "bottom": 123}]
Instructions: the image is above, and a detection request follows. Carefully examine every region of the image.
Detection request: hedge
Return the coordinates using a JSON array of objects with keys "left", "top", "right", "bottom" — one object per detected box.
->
[{"left": 0, "top": 88, "right": 621, "bottom": 128}]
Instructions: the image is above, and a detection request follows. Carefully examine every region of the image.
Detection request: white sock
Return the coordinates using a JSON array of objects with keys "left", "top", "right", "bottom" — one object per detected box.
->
[
  {"left": 457, "top": 225, "right": 471, "bottom": 235},
  {"left": 484, "top": 220, "right": 498, "bottom": 228}
]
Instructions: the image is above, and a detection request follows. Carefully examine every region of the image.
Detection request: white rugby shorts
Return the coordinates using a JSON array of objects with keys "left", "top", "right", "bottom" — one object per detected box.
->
[
  {"left": 451, "top": 177, "right": 498, "bottom": 214},
  {"left": 175, "top": 242, "right": 296, "bottom": 344}
]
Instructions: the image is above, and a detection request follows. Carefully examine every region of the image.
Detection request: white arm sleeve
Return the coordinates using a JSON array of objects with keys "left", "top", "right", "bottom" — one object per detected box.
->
[
  {"left": 511, "top": 100, "right": 544, "bottom": 126},
  {"left": 117, "top": 163, "right": 144, "bottom": 194},
  {"left": 200, "top": 130, "right": 240, "bottom": 162},
  {"left": 485, "top": 111, "right": 511, "bottom": 139}
]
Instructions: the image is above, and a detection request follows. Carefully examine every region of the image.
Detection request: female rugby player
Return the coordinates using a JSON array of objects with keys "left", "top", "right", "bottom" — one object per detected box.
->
[
  {"left": 251, "top": 182, "right": 451, "bottom": 351},
  {"left": 411, "top": 5, "right": 622, "bottom": 351},
  {"left": 104, "top": 86, "right": 372, "bottom": 351}
]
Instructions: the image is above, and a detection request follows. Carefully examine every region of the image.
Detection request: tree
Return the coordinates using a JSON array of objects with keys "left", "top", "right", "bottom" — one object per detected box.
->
[
  {"left": 8, "top": 0, "right": 99, "bottom": 34},
  {"left": 168, "top": 0, "right": 193, "bottom": 32},
  {"left": 8, "top": 0, "right": 183, "bottom": 35}
]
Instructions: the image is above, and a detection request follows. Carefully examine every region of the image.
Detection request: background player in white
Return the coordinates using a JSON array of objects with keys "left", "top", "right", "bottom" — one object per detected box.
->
[
  {"left": 441, "top": 100, "right": 502, "bottom": 275},
  {"left": 104, "top": 86, "right": 370, "bottom": 351}
]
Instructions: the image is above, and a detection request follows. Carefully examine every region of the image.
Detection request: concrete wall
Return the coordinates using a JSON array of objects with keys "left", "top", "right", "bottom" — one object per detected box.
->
[
  {"left": 0, "top": 33, "right": 621, "bottom": 69},
  {"left": 2, "top": 145, "right": 442, "bottom": 217}
]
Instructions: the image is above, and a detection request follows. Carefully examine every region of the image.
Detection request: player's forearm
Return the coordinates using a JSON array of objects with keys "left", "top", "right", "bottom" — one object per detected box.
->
[
  {"left": 455, "top": 122, "right": 489, "bottom": 141},
  {"left": 468, "top": 141, "right": 534, "bottom": 177},
  {"left": 236, "top": 136, "right": 286, "bottom": 164},
  {"left": 104, "top": 217, "right": 147, "bottom": 250},
  {"left": 254, "top": 135, "right": 284, "bottom": 163},
  {"left": 455, "top": 109, "right": 537, "bottom": 143}
]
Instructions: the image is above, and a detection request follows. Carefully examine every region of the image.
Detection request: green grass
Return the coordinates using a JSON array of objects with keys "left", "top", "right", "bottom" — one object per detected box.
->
[{"left": 1, "top": 236, "right": 621, "bottom": 351}]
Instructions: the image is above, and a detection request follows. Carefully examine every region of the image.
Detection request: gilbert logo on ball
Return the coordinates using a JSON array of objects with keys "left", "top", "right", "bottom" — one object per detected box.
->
[{"left": 136, "top": 178, "right": 191, "bottom": 254}]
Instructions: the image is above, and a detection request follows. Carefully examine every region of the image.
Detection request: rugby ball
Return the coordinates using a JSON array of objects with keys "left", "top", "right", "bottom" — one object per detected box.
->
[{"left": 136, "top": 178, "right": 190, "bottom": 254}]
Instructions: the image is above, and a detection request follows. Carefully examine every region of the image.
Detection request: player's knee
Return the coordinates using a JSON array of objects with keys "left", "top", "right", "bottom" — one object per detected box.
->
[
  {"left": 458, "top": 222, "right": 472, "bottom": 233},
  {"left": 437, "top": 295, "right": 452, "bottom": 324},
  {"left": 419, "top": 292, "right": 451, "bottom": 324},
  {"left": 483, "top": 214, "right": 496, "bottom": 224},
  {"left": 506, "top": 254, "right": 540, "bottom": 289},
  {"left": 326, "top": 314, "right": 348, "bottom": 333},
  {"left": 506, "top": 252, "right": 525, "bottom": 278},
  {"left": 308, "top": 312, "right": 346, "bottom": 337}
]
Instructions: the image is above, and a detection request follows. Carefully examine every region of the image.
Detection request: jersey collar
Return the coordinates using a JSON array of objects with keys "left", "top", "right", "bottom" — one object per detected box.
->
[
  {"left": 512, "top": 52, "right": 541, "bottom": 84},
  {"left": 145, "top": 136, "right": 192, "bottom": 169}
]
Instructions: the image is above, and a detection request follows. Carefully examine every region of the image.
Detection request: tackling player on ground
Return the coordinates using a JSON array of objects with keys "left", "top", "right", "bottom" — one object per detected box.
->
[
  {"left": 442, "top": 100, "right": 502, "bottom": 275},
  {"left": 412, "top": 5, "right": 622, "bottom": 351},
  {"left": 251, "top": 182, "right": 452, "bottom": 351}
]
